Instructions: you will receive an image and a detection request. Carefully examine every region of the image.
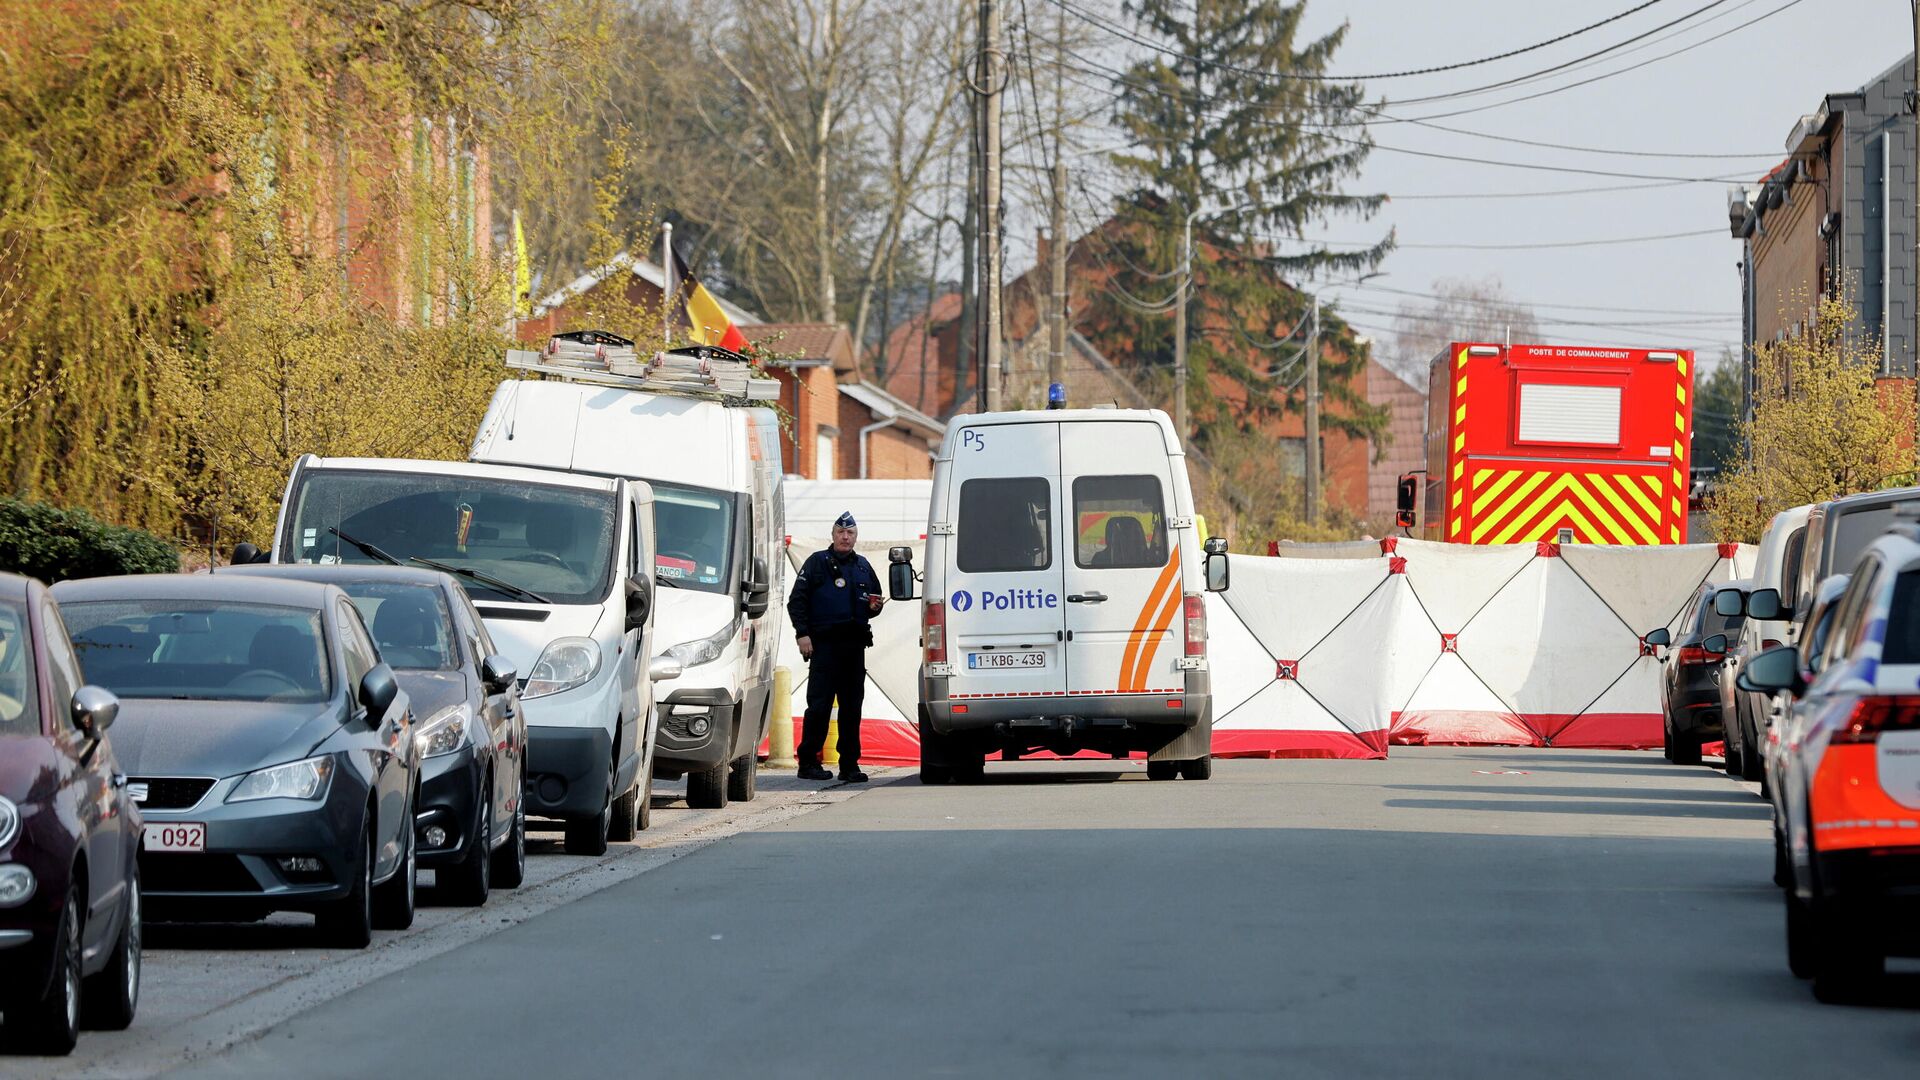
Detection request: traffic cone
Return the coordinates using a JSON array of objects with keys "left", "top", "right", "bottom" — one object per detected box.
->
[
  {"left": 766, "top": 666, "right": 797, "bottom": 770},
  {"left": 823, "top": 698, "right": 840, "bottom": 767}
]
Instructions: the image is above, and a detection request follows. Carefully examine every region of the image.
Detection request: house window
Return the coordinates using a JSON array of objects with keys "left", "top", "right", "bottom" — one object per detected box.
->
[{"left": 815, "top": 433, "right": 836, "bottom": 480}]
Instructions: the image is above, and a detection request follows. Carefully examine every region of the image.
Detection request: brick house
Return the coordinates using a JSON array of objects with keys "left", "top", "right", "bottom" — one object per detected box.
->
[
  {"left": 1364, "top": 360, "right": 1426, "bottom": 529},
  {"left": 1728, "top": 53, "right": 1917, "bottom": 416},
  {"left": 739, "top": 323, "right": 942, "bottom": 480}
]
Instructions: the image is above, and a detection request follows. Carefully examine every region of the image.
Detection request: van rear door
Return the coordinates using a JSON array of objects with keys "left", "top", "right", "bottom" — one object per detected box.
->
[
  {"left": 1059, "top": 421, "right": 1183, "bottom": 696},
  {"left": 945, "top": 423, "right": 1066, "bottom": 701}
]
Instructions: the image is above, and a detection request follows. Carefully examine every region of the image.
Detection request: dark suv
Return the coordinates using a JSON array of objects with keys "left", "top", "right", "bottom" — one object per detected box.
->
[
  {"left": 0, "top": 573, "right": 141, "bottom": 1055},
  {"left": 1652, "top": 581, "right": 1746, "bottom": 766}
]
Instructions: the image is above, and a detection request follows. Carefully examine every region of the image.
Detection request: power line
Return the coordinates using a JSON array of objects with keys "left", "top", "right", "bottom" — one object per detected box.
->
[
  {"left": 1044, "top": 0, "right": 1685, "bottom": 83},
  {"left": 1261, "top": 227, "right": 1726, "bottom": 251},
  {"left": 1325, "top": 279, "right": 1738, "bottom": 318}
]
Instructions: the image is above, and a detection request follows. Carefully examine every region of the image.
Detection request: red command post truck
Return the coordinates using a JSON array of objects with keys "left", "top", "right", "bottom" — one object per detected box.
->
[{"left": 1407, "top": 342, "right": 1696, "bottom": 546}]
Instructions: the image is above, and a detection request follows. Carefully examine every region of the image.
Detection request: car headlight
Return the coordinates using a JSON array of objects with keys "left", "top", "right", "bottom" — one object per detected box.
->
[
  {"left": 666, "top": 619, "right": 740, "bottom": 669},
  {"left": 227, "top": 756, "right": 335, "bottom": 803},
  {"left": 0, "top": 796, "right": 16, "bottom": 850},
  {"left": 416, "top": 704, "right": 473, "bottom": 758},
  {"left": 525, "top": 637, "right": 601, "bottom": 699},
  {"left": 0, "top": 864, "right": 33, "bottom": 907}
]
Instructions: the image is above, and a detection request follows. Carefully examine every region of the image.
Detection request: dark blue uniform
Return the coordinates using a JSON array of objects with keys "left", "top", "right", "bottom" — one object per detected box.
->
[{"left": 788, "top": 545, "right": 881, "bottom": 772}]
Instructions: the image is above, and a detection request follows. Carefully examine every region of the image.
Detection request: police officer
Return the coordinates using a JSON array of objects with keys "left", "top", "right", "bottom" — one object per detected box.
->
[{"left": 788, "top": 512, "right": 884, "bottom": 782}]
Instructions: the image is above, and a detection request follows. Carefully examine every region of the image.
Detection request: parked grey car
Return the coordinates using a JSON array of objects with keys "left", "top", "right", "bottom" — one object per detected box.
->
[
  {"left": 52, "top": 576, "right": 418, "bottom": 948},
  {"left": 227, "top": 565, "right": 527, "bottom": 902}
]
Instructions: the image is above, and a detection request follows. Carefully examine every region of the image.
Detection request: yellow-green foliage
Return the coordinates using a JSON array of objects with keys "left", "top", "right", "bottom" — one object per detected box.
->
[
  {"left": 1708, "top": 293, "right": 1916, "bottom": 542},
  {"left": 0, "top": 0, "right": 607, "bottom": 544}
]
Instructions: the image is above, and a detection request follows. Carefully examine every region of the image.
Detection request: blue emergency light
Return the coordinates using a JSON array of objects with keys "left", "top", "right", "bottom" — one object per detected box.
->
[{"left": 1046, "top": 382, "right": 1067, "bottom": 409}]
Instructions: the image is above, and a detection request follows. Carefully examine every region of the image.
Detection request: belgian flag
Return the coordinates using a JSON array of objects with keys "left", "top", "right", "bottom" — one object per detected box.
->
[{"left": 670, "top": 248, "right": 749, "bottom": 352}]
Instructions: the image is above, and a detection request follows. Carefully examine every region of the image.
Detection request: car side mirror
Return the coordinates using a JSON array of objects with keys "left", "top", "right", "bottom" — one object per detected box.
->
[
  {"left": 649, "top": 655, "right": 684, "bottom": 683},
  {"left": 625, "top": 577, "right": 651, "bottom": 632},
  {"left": 1738, "top": 645, "right": 1805, "bottom": 696},
  {"left": 1644, "top": 627, "right": 1671, "bottom": 647},
  {"left": 888, "top": 546, "right": 917, "bottom": 601},
  {"left": 1703, "top": 634, "right": 1728, "bottom": 656},
  {"left": 358, "top": 664, "right": 399, "bottom": 726},
  {"left": 71, "top": 685, "right": 119, "bottom": 737},
  {"left": 481, "top": 654, "right": 517, "bottom": 695},
  {"left": 1747, "top": 588, "right": 1782, "bottom": 621},
  {"left": 1712, "top": 590, "right": 1746, "bottom": 617},
  {"left": 743, "top": 556, "right": 771, "bottom": 618},
  {"left": 1394, "top": 475, "right": 1418, "bottom": 529},
  {"left": 231, "top": 542, "right": 270, "bottom": 565}
]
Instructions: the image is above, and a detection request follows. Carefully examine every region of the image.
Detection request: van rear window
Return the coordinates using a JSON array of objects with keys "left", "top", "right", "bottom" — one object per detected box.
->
[
  {"left": 957, "top": 478, "right": 1052, "bottom": 573},
  {"left": 1073, "top": 476, "right": 1168, "bottom": 569}
]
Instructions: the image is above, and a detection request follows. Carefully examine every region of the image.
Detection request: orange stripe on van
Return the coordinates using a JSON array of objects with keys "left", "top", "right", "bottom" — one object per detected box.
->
[
  {"left": 1128, "top": 576, "right": 1185, "bottom": 691},
  {"left": 1117, "top": 547, "right": 1181, "bottom": 692}
]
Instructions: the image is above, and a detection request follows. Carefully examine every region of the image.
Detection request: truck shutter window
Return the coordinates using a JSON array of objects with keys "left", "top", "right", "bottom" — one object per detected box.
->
[
  {"left": 1516, "top": 383, "right": 1623, "bottom": 446},
  {"left": 957, "top": 477, "right": 1052, "bottom": 573},
  {"left": 1072, "top": 476, "right": 1168, "bottom": 569}
]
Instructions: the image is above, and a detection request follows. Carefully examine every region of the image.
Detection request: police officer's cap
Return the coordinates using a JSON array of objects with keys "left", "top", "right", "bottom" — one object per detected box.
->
[{"left": 834, "top": 511, "right": 857, "bottom": 530}]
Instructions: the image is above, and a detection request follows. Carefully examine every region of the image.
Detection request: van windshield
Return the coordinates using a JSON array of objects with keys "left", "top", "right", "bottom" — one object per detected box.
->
[
  {"left": 651, "top": 482, "right": 734, "bottom": 594},
  {"left": 1831, "top": 504, "right": 1906, "bottom": 576},
  {"left": 285, "top": 470, "right": 618, "bottom": 606}
]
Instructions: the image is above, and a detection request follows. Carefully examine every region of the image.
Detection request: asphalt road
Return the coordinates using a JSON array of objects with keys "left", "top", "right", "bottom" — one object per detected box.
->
[{"left": 32, "top": 749, "right": 1920, "bottom": 1079}]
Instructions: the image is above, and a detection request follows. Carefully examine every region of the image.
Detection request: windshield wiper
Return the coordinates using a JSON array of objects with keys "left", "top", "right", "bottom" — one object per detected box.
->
[
  {"left": 654, "top": 573, "right": 680, "bottom": 589},
  {"left": 328, "top": 527, "right": 401, "bottom": 566},
  {"left": 407, "top": 555, "right": 552, "bottom": 605}
]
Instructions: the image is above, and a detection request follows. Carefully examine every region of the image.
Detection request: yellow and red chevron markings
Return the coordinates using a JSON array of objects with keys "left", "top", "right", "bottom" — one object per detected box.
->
[
  {"left": 1465, "top": 468, "right": 1672, "bottom": 546},
  {"left": 1117, "top": 545, "right": 1182, "bottom": 692}
]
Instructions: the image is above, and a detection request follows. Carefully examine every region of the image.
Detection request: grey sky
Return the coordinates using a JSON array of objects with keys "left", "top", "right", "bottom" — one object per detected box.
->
[{"left": 1288, "top": 0, "right": 1910, "bottom": 359}]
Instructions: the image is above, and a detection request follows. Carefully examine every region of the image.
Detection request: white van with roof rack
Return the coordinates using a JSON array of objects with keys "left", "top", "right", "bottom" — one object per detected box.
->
[
  {"left": 268, "top": 456, "right": 672, "bottom": 856},
  {"left": 469, "top": 332, "right": 784, "bottom": 808},
  {"left": 887, "top": 407, "right": 1229, "bottom": 783}
]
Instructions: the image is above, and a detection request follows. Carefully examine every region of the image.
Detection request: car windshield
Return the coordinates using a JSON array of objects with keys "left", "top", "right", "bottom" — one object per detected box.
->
[
  {"left": 0, "top": 600, "right": 39, "bottom": 731},
  {"left": 651, "top": 481, "right": 734, "bottom": 594},
  {"left": 64, "top": 600, "right": 332, "bottom": 703},
  {"left": 338, "top": 583, "right": 457, "bottom": 671},
  {"left": 286, "top": 469, "right": 618, "bottom": 606}
]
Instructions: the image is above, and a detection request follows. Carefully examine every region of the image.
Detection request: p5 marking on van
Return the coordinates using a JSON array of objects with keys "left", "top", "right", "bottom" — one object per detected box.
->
[{"left": 890, "top": 408, "right": 1230, "bottom": 783}]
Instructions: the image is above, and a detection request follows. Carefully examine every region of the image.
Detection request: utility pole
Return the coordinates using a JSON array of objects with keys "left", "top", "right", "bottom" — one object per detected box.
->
[
  {"left": 1911, "top": 5, "right": 1919, "bottom": 461},
  {"left": 1046, "top": 1, "right": 1068, "bottom": 398},
  {"left": 958, "top": 124, "right": 977, "bottom": 404},
  {"left": 1304, "top": 296, "right": 1321, "bottom": 525},
  {"left": 976, "top": 0, "right": 1004, "bottom": 412}
]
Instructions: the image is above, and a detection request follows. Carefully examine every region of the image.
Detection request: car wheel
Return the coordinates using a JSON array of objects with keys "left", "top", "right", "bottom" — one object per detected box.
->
[
  {"left": 1179, "top": 756, "right": 1213, "bottom": 781},
  {"left": 5, "top": 885, "right": 83, "bottom": 1054},
  {"left": 317, "top": 824, "right": 374, "bottom": 948},
  {"left": 1785, "top": 889, "right": 1814, "bottom": 979},
  {"left": 609, "top": 778, "right": 641, "bottom": 843},
  {"left": 952, "top": 753, "right": 987, "bottom": 785},
  {"left": 1146, "top": 760, "right": 1180, "bottom": 781},
  {"left": 564, "top": 766, "right": 613, "bottom": 856},
  {"left": 1722, "top": 723, "right": 1743, "bottom": 777},
  {"left": 1739, "top": 715, "right": 1765, "bottom": 782},
  {"left": 1671, "top": 727, "right": 1702, "bottom": 766},
  {"left": 1772, "top": 824, "right": 1791, "bottom": 889},
  {"left": 82, "top": 868, "right": 140, "bottom": 1030},
  {"left": 372, "top": 802, "right": 417, "bottom": 931},
  {"left": 1662, "top": 713, "right": 1675, "bottom": 762},
  {"left": 687, "top": 758, "right": 729, "bottom": 810},
  {"left": 919, "top": 763, "right": 952, "bottom": 785},
  {"left": 728, "top": 750, "right": 758, "bottom": 803},
  {"left": 1810, "top": 903, "right": 1884, "bottom": 1003},
  {"left": 491, "top": 801, "right": 527, "bottom": 889},
  {"left": 918, "top": 712, "right": 954, "bottom": 784},
  {"left": 441, "top": 794, "right": 492, "bottom": 907},
  {"left": 633, "top": 750, "right": 654, "bottom": 833}
]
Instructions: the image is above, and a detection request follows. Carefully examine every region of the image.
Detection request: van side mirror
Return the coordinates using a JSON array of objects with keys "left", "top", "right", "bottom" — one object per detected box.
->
[
  {"left": 1702, "top": 634, "right": 1728, "bottom": 656},
  {"left": 742, "top": 556, "right": 771, "bottom": 618},
  {"left": 1644, "top": 627, "right": 1671, "bottom": 648},
  {"left": 1712, "top": 590, "right": 1746, "bottom": 617},
  {"left": 1747, "top": 588, "right": 1782, "bottom": 620},
  {"left": 231, "top": 542, "right": 270, "bottom": 565},
  {"left": 359, "top": 664, "right": 399, "bottom": 726},
  {"left": 1203, "top": 537, "right": 1230, "bottom": 593},
  {"left": 888, "top": 546, "right": 916, "bottom": 601},
  {"left": 1738, "top": 645, "right": 1804, "bottom": 696},
  {"left": 625, "top": 578, "right": 652, "bottom": 632}
]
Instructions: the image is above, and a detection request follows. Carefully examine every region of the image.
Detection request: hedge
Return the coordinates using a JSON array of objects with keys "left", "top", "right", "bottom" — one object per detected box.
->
[{"left": 0, "top": 497, "right": 180, "bottom": 582}]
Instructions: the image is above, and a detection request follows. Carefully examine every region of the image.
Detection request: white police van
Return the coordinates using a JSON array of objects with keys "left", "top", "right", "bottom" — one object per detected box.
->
[{"left": 888, "top": 408, "right": 1229, "bottom": 783}]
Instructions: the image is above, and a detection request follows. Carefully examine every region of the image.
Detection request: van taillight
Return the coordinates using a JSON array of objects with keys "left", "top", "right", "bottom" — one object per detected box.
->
[
  {"left": 1830, "top": 696, "right": 1920, "bottom": 744},
  {"left": 924, "top": 601, "right": 947, "bottom": 665},
  {"left": 1184, "top": 593, "right": 1206, "bottom": 657}
]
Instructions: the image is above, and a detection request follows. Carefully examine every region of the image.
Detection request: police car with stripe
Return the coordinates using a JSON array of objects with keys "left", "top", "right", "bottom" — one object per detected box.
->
[{"left": 887, "top": 405, "right": 1229, "bottom": 783}]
